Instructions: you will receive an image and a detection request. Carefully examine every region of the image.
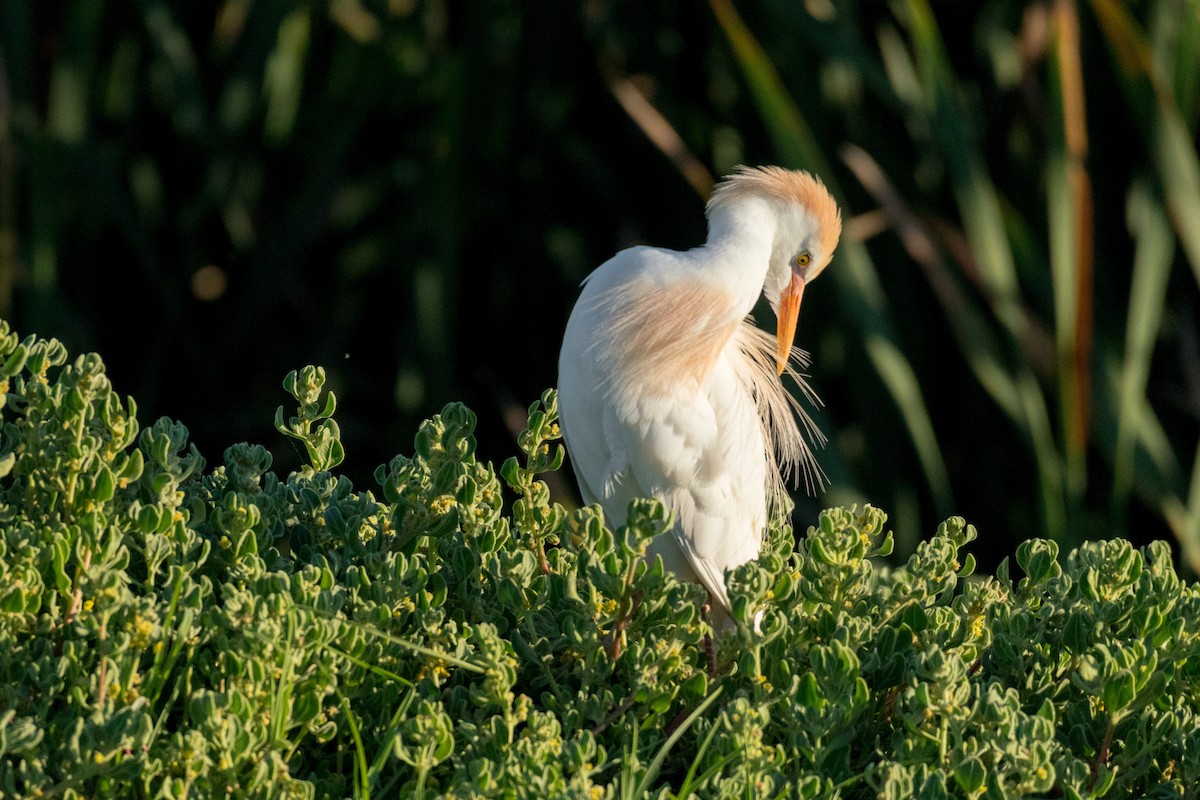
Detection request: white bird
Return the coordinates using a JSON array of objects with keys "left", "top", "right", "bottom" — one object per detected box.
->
[{"left": 558, "top": 165, "right": 842, "bottom": 628}]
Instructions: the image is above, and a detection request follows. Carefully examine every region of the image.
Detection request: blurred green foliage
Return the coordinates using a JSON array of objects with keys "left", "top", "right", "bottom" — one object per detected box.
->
[
  {"left": 1, "top": 1, "right": 1199, "bottom": 570},
  {"left": 1, "top": 323, "right": 1197, "bottom": 797}
]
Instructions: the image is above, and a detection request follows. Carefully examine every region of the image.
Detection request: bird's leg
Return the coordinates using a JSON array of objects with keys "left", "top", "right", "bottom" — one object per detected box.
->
[
  {"left": 667, "top": 599, "right": 720, "bottom": 734},
  {"left": 605, "top": 611, "right": 626, "bottom": 662},
  {"left": 590, "top": 695, "right": 638, "bottom": 737},
  {"left": 701, "top": 601, "right": 718, "bottom": 679},
  {"left": 606, "top": 590, "right": 644, "bottom": 662},
  {"left": 664, "top": 706, "right": 691, "bottom": 736},
  {"left": 606, "top": 630, "right": 623, "bottom": 662}
]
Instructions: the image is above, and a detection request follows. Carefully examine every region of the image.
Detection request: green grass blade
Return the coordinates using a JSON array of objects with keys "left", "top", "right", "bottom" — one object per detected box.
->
[
  {"left": 1112, "top": 183, "right": 1175, "bottom": 521},
  {"left": 861, "top": 332, "right": 950, "bottom": 504},
  {"left": 838, "top": 143, "right": 1070, "bottom": 537},
  {"left": 763, "top": 0, "right": 903, "bottom": 112},
  {"left": 326, "top": 644, "right": 415, "bottom": 688},
  {"left": 1154, "top": 112, "right": 1200, "bottom": 289},
  {"left": 631, "top": 685, "right": 723, "bottom": 797},
  {"left": 142, "top": 1, "right": 208, "bottom": 138},
  {"left": 902, "top": 0, "right": 1038, "bottom": 363},
  {"left": 305, "top": 606, "right": 487, "bottom": 673},
  {"left": 1097, "top": 354, "right": 1183, "bottom": 500},
  {"left": 903, "top": 0, "right": 1040, "bottom": 364},
  {"left": 1091, "top": 0, "right": 1200, "bottom": 291},
  {"left": 1150, "top": 0, "right": 1200, "bottom": 121},
  {"left": 1149, "top": 0, "right": 1200, "bottom": 280},
  {"left": 901, "top": 0, "right": 1069, "bottom": 536},
  {"left": 840, "top": 144, "right": 1024, "bottom": 427},
  {"left": 369, "top": 690, "right": 418, "bottom": 788},
  {"left": 0, "top": 0, "right": 29, "bottom": 319},
  {"left": 1019, "top": 370, "right": 1067, "bottom": 539},
  {"left": 1184, "top": 443, "right": 1200, "bottom": 574},
  {"left": 675, "top": 709, "right": 733, "bottom": 796},
  {"left": 270, "top": 612, "right": 298, "bottom": 745},
  {"left": 340, "top": 695, "right": 371, "bottom": 800},
  {"left": 263, "top": 7, "right": 311, "bottom": 144},
  {"left": 1045, "top": 153, "right": 1082, "bottom": 493},
  {"left": 708, "top": 0, "right": 823, "bottom": 170},
  {"left": 1046, "top": 2, "right": 1095, "bottom": 511},
  {"left": 46, "top": 0, "right": 104, "bottom": 144},
  {"left": 1159, "top": 434, "right": 1200, "bottom": 574}
]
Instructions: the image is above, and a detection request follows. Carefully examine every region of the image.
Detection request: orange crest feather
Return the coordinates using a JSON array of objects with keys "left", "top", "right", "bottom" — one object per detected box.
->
[{"left": 708, "top": 166, "right": 842, "bottom": 267}]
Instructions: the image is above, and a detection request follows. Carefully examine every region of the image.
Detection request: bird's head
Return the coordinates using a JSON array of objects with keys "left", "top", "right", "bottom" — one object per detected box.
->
[{"left": 707, "top": 166, "right": 842, "bottom": 374}]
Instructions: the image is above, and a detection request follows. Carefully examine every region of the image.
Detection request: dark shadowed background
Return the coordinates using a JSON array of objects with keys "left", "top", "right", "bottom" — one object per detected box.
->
[{"left": 3, "top": 0, "right": 1198, "bottom": 575}]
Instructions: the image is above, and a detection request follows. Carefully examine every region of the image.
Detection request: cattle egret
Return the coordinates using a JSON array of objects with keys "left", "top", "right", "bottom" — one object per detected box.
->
[{"left": 558, "top": 165, "right": 841, "bottom": 629}]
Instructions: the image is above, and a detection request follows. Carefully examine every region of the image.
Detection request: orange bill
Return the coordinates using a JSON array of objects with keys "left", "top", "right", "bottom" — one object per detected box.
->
[{"left": 776, "top": 271, "right": 805, "bottom": 376}]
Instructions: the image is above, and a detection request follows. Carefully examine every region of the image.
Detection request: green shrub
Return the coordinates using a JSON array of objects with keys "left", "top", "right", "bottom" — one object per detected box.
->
[{"left": 0, "top": 321, "right": 1196, "bottom": 799}]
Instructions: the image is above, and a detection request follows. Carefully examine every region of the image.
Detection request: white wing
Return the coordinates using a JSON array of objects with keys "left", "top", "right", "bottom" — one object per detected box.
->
[
  {"left": 562, "top": 354, "right": 767, "bottom": 611},
  {"left": 558, "top": 248, "right": 771, "bottom": 611}
]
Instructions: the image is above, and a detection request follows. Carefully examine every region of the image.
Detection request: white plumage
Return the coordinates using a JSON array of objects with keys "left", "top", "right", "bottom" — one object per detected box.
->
[{"left": 558, "top": 166, "right": 842, "bottom": 624}]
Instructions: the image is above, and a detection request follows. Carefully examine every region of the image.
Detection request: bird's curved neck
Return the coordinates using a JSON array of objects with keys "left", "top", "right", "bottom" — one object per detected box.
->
[{"left": 701, "top": 198, "right": 778, "bottom": 315}]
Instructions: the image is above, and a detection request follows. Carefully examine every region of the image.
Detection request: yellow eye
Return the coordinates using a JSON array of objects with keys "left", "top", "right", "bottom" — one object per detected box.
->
[{"left": 795, "top": 252, "right": 811, "bottom": 267}]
